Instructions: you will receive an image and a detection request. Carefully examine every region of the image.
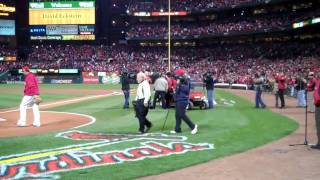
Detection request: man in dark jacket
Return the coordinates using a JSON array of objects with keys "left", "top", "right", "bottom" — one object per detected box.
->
[
  {"left": 203, "top": 72, "right": 218, "bottom": 108},
  {"left": 121, "top": 71, "right": 130, "bottom": 109},
  {"left": 170, "top": 69, "right": 198, "bottom": 135}
]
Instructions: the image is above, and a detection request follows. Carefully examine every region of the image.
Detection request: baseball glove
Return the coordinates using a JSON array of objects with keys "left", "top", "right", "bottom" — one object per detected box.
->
[{"left": 34, "top": 95, "right": 42, "bottom": 105}]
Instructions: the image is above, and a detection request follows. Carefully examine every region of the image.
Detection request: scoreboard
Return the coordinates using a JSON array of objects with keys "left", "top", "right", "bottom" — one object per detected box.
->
[{"left": 29, "top": 1, "right": 95, "bottom": 40}]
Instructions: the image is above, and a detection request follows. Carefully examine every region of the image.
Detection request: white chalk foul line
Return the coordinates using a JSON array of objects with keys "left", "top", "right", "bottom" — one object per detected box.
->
[
  {"left": 0, "top": 118, "right": 6, "bottom": 122},
  {"left": 0, "top": 91, "right": 119, "bottom": 114},
  {"left": 40, "top": 111, "right": 96, "bottom": 130}
]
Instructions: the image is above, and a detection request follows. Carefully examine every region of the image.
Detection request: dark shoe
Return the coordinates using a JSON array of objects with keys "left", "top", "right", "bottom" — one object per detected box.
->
[
  {"left": 145, "top": 123, "right": 153, "bottom": 133},
  {"left": 261, "top": 105, "right": 266, "bottom": 109},
  {"left": 310, "top": 144, "right": 320, "bottom": 150},
  {"left": 138, "top": 131, "right": 145, "bottom": 134}
]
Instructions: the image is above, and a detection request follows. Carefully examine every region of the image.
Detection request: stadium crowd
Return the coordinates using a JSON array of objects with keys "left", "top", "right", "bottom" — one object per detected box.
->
[
  {"left": 1, "top": 41, "right": 319, "bottom": 85},
  {"left": 126, "top": 11, "right": 315, "bottom": 38},
  {"left": 129, "top": 0, "right": 261, "bottom": 12}
]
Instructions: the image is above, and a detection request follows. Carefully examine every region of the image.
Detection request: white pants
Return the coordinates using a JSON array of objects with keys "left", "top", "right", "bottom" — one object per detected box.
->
[
  {"left": 307, "top": 91, "right": 315, "bottom": 112},
  {"left": 17, "top": 96, "right": 40, "bottom": 126}
]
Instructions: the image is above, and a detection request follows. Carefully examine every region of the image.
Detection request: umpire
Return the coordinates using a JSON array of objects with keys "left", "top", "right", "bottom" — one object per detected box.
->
[
  {"left": 170, "top": 69, "right": 198, "bottom": 135},
  {"left": 135, "top": 72, "right": 152, "bottom": 134},
  {"left": 121, "top": 70, "right": 130, "bottom": 109}
]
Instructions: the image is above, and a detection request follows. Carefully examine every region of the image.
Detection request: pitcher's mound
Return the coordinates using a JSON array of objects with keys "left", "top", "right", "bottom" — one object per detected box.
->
[{"left": 0, "top": 111, "right": 93, "bottom": 138}]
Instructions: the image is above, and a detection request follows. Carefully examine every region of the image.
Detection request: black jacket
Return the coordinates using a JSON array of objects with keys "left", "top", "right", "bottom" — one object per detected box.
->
[{"left": 121, "top": 76, "right": 130, "bottom": 90}]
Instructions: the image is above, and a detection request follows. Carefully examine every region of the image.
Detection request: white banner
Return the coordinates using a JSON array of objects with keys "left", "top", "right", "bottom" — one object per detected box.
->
[{"left": 46, "top": 25, "right": 78, "bottom": 35}]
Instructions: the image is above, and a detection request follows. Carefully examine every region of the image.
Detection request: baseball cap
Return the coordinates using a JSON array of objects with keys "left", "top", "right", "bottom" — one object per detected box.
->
[{"left": 175, "top": 69, "right": 185, "bottom": 76}]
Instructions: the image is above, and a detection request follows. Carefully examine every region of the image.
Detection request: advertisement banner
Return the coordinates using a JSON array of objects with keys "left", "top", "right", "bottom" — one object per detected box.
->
[
  {"left": 46, "top": 25, "right": 78, "bottom": 35},
  {"left": 62, "top": 34, "right": 95, "bottom": 40},
  {"left": 151, "top": 11, "right": 187, "bottom": 16},
  {"left": 79, "top": 25, "right": 94, "bottom": 35},
  {"left": 4, "top": 56, "right": 16, "bottom": 61},
  {"left": 29, "top": 1, "right": 95, "bottom": 9},
  {"left": 83, "top": 77, "right": 99, "bottom": 84},
  {"left": 51, "top": 79, "right": 73, "bottom": 84},
  {"left": 59, "top": 69, "right": 78, "bottom": 74},
  {"left": 101, "top": 76, "right": 120, "bottom": 84},
  {"left": 30, "top": 25, "right": 46, "bottom": 36},
  {"left": 29, "top": 9, "right": 95, "bottom": 25},
  {"left": 0, "top": 19, "right": 15, "bottom": 35}
]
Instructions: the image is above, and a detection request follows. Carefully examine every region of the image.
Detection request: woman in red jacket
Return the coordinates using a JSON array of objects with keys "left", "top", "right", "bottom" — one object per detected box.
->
[{"left": 17, "top": 66, "right": 41, "bottom": 127}]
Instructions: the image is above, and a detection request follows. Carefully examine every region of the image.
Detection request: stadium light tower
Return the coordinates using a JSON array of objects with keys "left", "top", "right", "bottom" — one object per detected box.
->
[{"left": 168, "top": 0, "right": 171, "bottom": 72}]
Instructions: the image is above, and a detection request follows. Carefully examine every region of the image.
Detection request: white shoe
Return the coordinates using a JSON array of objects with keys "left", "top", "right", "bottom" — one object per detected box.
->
[
  {"left": 17, "top": 122, "right": 26, "bottom": 127},
  {"left": 33, "top": 123, "right": 41, "bottom": 127},
  {"left": 191, "top": 124, "right": 198, "bottom": 135},
  {"left": 170, "top": 130, "right": 177, "bottom": 134}
]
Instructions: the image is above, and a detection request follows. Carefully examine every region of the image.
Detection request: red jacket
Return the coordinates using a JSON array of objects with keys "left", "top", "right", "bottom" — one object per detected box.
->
[
  {"left": 24, "top": 73, "right": 39, "bottom": 96},
  {"left": 307, "top": 78, "right": 316, "bottom": 92},
  {"left": 276, "top": 76, "right": 287, "bottom": 90}
]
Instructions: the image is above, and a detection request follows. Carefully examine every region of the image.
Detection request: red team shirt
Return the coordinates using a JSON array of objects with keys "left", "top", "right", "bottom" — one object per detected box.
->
[{"left": 24, "top": 73, "right": 39, "bottom": 96}]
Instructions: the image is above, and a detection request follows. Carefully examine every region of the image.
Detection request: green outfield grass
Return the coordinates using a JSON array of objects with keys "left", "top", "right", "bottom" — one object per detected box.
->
[
  {"left": 0, "top": 84, "right": 126, "bottom": 109},
  {"left": 0, "top": 85, "right": 298, "bottom": 180}
]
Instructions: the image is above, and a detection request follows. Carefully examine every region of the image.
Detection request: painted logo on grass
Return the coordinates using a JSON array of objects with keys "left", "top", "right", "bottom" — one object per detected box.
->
[{"left": 0, "top": 131, "right": 214, "bottom": 179}]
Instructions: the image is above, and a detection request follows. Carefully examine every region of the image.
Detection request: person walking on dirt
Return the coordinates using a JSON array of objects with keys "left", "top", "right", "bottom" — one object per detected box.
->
[{"left": 17, "top": 66, "right": 41, "bottom": 127}]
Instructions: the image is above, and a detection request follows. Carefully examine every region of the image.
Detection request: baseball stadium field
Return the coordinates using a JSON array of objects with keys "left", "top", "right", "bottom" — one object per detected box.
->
[{"left": 0, "top": 84, "right": 298, "bottom": 179}]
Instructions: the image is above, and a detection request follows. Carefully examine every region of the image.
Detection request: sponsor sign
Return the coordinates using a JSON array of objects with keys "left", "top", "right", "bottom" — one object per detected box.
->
[
  {"left": 51, "top": 79, "right": 73, "bottom": 84},
  {"left": 4, "top": 56, "right": 16, "bottom": 61},
  {"left": 31, "top": 35, "right": 62, "bottom": 40},
  {"left": 62, "top": 34, "right": 95, "bottom": 40},
  {"left": 102, "top": 76, "right": 120, "bottom": 84},
  {"left": 59, "top": 69, "right": 78, "bottom": 74},
  {"left": 0, "top": 131, "right": 214, "bottom": 179},
  {"left": 29, "top": 1, "right": 95, "bottom": 9},
  {"left": 151, "top": 11, "right": 187, "bottom": 16},
  {"left": 46, "top": 25, "right": 78, "bottom": 35},
  {"left": 83, "top": 77, "right": 99, "bottom": 84},
  {"left": 0, "top": 19, "right": 15, "bottom": 35},
  {"left": 79, "top": 25, "right": 95, "bottom": 35},
  {"left": 30, "top": 25, "right": 46, "bottom": 36},
  {"left": 29, "top": 9, "right": 95, "bottom": 25},
  {"left": 133, "top": 12, "right": 151, "bottom": 16}
]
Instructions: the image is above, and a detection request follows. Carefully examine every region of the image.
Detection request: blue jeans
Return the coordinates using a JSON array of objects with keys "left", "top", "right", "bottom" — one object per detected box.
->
[
  {"left": 255, "top": 89, "right": 266, "bottom": 108},
  {"left": 297, "top": 90, "right": 306, "bottom": 107},
  {"left": 123, "top": 90, "right": 130, "bottom": 108},
  {"left": 290, "top": 86, "right": 295, "bottom": 97},
  {"left": 207, "top": 89, "right": 213, "bottom": 108}
]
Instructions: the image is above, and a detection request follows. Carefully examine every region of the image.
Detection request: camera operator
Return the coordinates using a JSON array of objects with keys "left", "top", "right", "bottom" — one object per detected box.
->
[
  {"left": 165, "top": 72, "right": 176, "bottom": 108},
  {"left": 152, "top": 74, "right": 168, "bottom": 109},
  {"left": 203, "top": 72, "right": 218, "bottom": 109},
  {"left": 170, "top": 69, "right": 198, "bottom": 135},
  {"left": 253, "top": 72, "right": 266, "bottom": 108},
  {"left": 121, "top": 70, "right": 130, "bottom": 109},
  {"left": 135, "top": 72, "right": 152, "bottom": 134}
]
